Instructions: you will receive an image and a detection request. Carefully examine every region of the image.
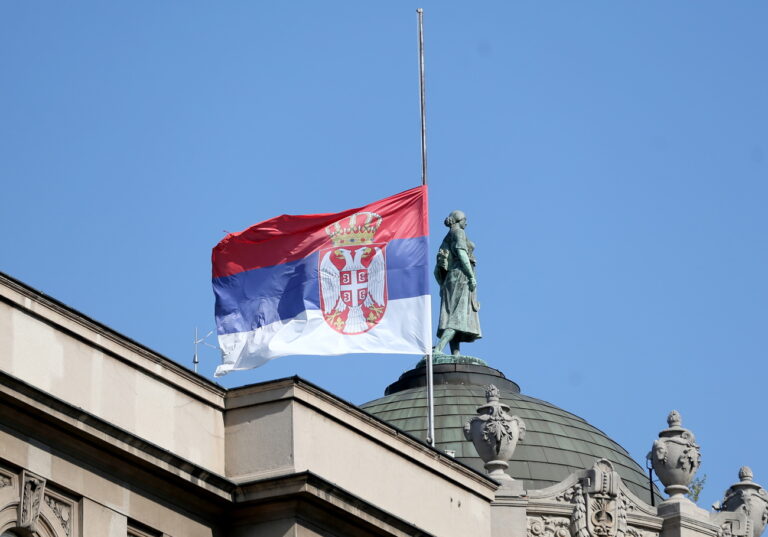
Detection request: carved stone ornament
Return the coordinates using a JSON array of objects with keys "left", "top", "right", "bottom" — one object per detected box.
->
[
  {"left": 529, "top": 515, "right": 572, "bottom": 537},
  {"left": 18, "top": 470, "right": 46, "bottom": 532},
  {"left": 714, "top": 513, "right": 752, "bottom": 537},
  {"left": 45, "top": 494, "right": 72, "bottom": 537},
  {"left": 649, "top": 410, "right": 701, "bottom": 500},
  {"left": 571, "top": 460, "right": 628, "bottom": 537},
  {"left": 463, "top": 384, "right": 526, "bottom": 483},
  {"left": 713, "top": 467, "right": 768, "bottom": 537},
  {"left": 0, "top": 473, "right": 12, "bottom": 488}
]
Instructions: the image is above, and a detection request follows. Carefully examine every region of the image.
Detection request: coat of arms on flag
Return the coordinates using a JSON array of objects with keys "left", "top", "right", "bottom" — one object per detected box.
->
[
  {"left": 319, "top": 212, "right": 387, "bottom": 334},
  {"left": 211, "top": 185, "right": 431, "bottom": 376}
]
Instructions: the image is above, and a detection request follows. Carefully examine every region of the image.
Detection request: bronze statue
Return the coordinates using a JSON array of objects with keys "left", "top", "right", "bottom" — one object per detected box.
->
[{"left": 433, "top": 210, "right": 481, "bottom": 356}]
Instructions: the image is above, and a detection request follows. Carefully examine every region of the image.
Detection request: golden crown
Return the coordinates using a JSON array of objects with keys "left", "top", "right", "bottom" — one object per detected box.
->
[{"left": 326, "top": 212, "right": 383, "bottom": 247}]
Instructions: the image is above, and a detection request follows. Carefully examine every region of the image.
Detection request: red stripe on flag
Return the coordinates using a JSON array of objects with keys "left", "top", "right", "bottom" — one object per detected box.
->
[{"left": 212, "top": 186, "right": 428, "bottom": 279}]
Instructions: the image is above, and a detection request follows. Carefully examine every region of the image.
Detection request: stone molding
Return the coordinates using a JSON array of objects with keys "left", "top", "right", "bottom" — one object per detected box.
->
[
  {"left": 0, "top": 370, "right": 235, "bottom": 502},
  {"left": 0, "top": 471, "right": 12, "bottom": 490},
  {"left": 44, "top": 491, "right": 74, "bottom": 537},
  {"left": 19, "top": 470, "right": 45, "bottom": 532},
  {"left": 527, "top": 459, "right": 663, "bottom": 537},
  {"left": 235, "top": 470, "right": 433, "bottom": 537},
  {"left": 229, "top": 376, "right": 499, "bottom": 497},
  {"left": 712, "top": 467, "right": 768, "bottom": 537},
  {"left": 528, "top": 514, "right": 572, "bottom": 537},
  {"left": 711, "top": 511, "right": 752, "bottom": 537},
  {"left": 0, "top": 465, "right": 75, "bottom": 537},
  {"left": 0, "top": 271, "right": 226, "bottom": 408}
]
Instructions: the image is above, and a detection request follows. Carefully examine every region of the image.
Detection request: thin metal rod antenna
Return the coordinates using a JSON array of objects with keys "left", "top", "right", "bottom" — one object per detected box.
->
[
  {"left": 417, "top": 7, "right": 435, "bottom": 448},
  {"left": 194, "top": 327, "right": 199, "bottom": 373},
  {"left": 193, "top": 327, "right": 216, "bottom": 374}
]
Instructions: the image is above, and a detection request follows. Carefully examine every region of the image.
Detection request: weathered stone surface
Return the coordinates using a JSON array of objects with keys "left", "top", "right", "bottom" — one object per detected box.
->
[
  {"left": 464, "top": 384, "right": 526, "bottom": 491},
  {"left": 19, "top": 470, "right": 45, "bottom": 532},
  {"left": 713, "top": 467, "right": 768, "bottom": 537},
  {"left": 650, "top": 411, "right": 702, "bottom": 501},
  {"left": 527, "top": 459, "right": 663, "bottom": 537}
]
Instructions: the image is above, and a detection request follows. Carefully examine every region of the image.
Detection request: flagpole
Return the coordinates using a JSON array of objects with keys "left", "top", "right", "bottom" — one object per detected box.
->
[
  {"left": 418, "top": 8, "right": 428, "bottom": 187},
  {"left": 417, "top": 7, "right": 435, "bottom": 448}
]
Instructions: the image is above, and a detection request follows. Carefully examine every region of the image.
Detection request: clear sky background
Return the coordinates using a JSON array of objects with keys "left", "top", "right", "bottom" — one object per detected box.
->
[{"left": 1, "top": 2, "right": 766, "bottom": 509}]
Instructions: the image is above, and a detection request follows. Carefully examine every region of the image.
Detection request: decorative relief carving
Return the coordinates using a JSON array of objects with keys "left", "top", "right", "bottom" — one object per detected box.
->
[
  {"left": 556, "top": 485, "right": 580, "bottom": 504},
  {"left": 19, "top": 471, "right": 46, "bottom": 532},
  {"left": 0, "top": 474, "right": 12, "bottom": 488},
  {"left": 587, "top": 461, "right": 622, "bottom": 537},
  {"left": 617, "top": 492, "right": 629, "bottom": 537},
  {"left": 573, "top": 483, "right": 590, "bottom": 537},
  {"left": 719, "top": 521, "right": 737, "bottom": 537},
  {"left": 464, "top": 384, "right": 526, "bottom": 485},
  {"left": 713, "top": 513, "right": 751, "bottom": 537},
  {"left": 45, "top": 494, "right": 72, "bottom": 537},
  {"left": 714, "top": 467, "right": 768, "bottom": 537},
  {"left": 568, "top": 461, "right": 640, "bottom": 537},
  {"left": 529, "top": 515, "right": 572, "bottom": 537},
  {"left": 532, "top": 460, "right": 661, "bottom": 537},
  {"left": 649, "top": 411, "right": 701, "bottom": 500}
]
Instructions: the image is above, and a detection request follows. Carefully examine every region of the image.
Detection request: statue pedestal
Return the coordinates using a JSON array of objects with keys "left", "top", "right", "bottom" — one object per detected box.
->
[
  {"left": 491, "top": 492, "right": 527, "bottom": 537},
  {"left": 658, "top": 499, "right": 716, "bottom": 537},
  {"left": 417, "top": 352, "right": 488, "bottom": 367},
  {"left": 493, "top": 476, "right": 525, "bottom": 497}
]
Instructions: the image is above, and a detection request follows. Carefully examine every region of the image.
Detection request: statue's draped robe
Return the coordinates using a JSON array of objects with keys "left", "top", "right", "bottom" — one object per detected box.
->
[{"left": 435, "top": 228, "right": 482, "bottom": 342}]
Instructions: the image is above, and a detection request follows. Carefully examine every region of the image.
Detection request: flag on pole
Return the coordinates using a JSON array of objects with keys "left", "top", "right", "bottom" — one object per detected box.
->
[{"left": 212, "top": 186, "right": 431, "bottom": 376}]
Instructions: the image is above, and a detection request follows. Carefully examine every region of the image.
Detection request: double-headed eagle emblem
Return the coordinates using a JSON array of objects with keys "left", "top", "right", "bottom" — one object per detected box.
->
[{"left": 319, "top": 212, "right": 387, "bottom": 334}]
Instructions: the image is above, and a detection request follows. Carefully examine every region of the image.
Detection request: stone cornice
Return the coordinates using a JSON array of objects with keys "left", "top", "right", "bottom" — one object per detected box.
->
[
  {"left": 228, "top": 376, "right": 500, "bottom": 500},
  {"left": 0, "top": 370, "right": 466, "bottom": 536},
  {"left": 0, "top": 271, "right": 226, "bottom": 408},
  {"left": 0, "top": 370, "right": 235, "bottom": 503},
  {"left": 233, "top": 470, "right": 435, "bottom": 537}
]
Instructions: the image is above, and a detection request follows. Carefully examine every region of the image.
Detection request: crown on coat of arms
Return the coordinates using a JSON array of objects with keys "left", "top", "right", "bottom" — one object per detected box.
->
[{"left": 326, "top": 212, "right": 383, "bottom": 247}]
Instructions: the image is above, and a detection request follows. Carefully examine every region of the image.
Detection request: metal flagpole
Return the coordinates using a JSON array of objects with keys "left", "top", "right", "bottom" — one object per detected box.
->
[
  {"left": 418, "top": 8, "right": 428, "bottom": 187},
  {"left": 417, "top": 7, "right": 435, "bottom": 448}
]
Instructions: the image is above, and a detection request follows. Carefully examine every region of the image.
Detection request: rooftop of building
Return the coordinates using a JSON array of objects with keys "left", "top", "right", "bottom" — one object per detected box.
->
[{"left": 361, "top": 359, "right": 661, "bottom": 504}]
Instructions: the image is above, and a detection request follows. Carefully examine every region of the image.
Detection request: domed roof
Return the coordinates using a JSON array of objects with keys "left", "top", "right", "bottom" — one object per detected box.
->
[{"left": 361, "top": 361, "right": 658, "bottom": 504}]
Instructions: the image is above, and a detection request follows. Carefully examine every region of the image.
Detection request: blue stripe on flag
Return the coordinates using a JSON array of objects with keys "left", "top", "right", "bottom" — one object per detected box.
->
[{"left": 214, "top": 236, "right": 429, "bottom": 335}]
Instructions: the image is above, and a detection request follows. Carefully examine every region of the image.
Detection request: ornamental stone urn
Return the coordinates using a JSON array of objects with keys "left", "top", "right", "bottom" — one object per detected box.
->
[
  {"left": 463, "top": 384, "right": 526, "bottom": 485},
  {"left": 649, "top": 410, "right": 701, "bottom": 501},
  {"left": 714, "top": 467, "right": 768, "bottom": 537}
]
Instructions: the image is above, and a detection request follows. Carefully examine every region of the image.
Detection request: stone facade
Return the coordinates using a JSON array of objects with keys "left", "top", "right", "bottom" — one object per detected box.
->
[{"left": 0, "top": 271, "right": 764, "bottom": 537}]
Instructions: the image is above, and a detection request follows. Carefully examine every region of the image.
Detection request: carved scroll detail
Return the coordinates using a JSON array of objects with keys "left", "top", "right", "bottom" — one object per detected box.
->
[
  {"left": 45, "top": 494, "right": 72, "bottom": 537},
  {"left": 529, "top": 515, "right": 572, "bottom": 537},
  {"left": 19, "top": 471, "right": 46, "bottom": 532}
]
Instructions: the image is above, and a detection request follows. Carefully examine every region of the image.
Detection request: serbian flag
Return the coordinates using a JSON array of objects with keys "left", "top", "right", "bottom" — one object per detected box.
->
[{"left": 212, "top": 186, "right": 431, "bottom": 376}]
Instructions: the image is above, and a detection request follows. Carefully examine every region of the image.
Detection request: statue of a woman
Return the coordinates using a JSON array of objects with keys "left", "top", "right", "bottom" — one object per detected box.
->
[{"left": 434, "top": 210, "right": 482, "bottom": 356}]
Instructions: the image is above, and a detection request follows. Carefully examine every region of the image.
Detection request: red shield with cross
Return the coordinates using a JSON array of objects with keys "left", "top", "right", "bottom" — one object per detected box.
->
[
  {"left": 339, "top": 265, "right": 369, "bottom": 308},
  {"left": 318, "top": 243, "right": 387, "bottom": 335}
]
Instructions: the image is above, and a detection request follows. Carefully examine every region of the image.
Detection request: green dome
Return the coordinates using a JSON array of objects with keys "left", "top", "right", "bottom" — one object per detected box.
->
[{"left": 361, "top": 361, "right": 658, "bottom": 504}]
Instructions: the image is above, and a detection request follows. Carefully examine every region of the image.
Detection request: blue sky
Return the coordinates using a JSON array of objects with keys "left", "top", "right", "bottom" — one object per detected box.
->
[{"left": 1, "top": 2, "right": 766, "bottom": 508}]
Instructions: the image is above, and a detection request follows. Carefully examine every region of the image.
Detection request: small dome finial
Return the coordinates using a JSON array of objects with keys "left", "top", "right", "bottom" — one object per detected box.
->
[
  {"left": 739, "top": 466, "right": 754, "bottom": 482},
  {"left": 667, "top": 410, "right": 682, "bottom": 427}
]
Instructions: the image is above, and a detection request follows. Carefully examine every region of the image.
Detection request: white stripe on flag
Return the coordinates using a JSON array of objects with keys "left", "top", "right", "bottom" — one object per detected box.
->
[{"left": 215, "top": 295, "right": 431, "bottom": 376}]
